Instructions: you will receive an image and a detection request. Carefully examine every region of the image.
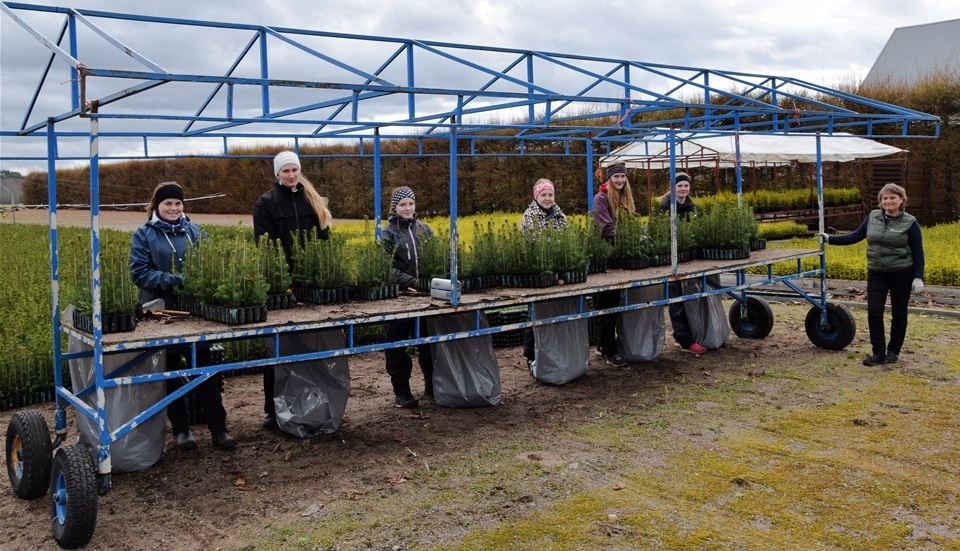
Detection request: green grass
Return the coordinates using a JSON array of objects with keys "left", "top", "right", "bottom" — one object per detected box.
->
[{"left": 232, "top": 304, "right": 960, "bottom": 551}]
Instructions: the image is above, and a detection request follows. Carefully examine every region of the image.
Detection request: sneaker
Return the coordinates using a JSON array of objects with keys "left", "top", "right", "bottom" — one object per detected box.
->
[
  {"left": 862, "top": 354, "right": 886, "bottom": 366},
  {"left": 174, "top": 430, "right": 197, "bottom": 451},
  {"left": 884, "top": 353, "right": 899, "bottom": 364},
  {"left": 394, "top": 394, "right": 419, "bottom": 409},
  {"left": 605, "top": 354, "right": 627, "bottom": 367},
  {"left": 683, "top": 343, "right": 707, "bottom": 355},
  {"left": 526, "top": 358, "right": 536, "bottom": 375}
]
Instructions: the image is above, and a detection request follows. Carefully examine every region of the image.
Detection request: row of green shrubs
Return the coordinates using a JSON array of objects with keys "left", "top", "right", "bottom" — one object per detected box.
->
[{"left": 2, "top": 214, "right": 955, "bottom": 402}]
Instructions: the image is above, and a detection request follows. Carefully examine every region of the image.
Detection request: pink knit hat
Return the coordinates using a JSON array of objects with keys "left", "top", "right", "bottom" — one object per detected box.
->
[{"left": 533, "top": 179, "right": 554, "bottom": 199}]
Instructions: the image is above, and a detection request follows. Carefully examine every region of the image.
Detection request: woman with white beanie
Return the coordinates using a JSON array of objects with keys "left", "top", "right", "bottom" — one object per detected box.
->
[{"left": 253, "top": 151, "right": 334, "bottom": 429}]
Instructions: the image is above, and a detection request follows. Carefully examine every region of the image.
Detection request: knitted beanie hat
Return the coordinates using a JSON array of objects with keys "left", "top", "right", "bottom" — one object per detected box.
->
[
  {"left": 273, "top": 151, "right": 301, "bottom": 176},
  {"left": 604, "top": 164, "right": 627, "bottom": 180},
  {"left": 391, "top": 186, "right": 416, "bottom": 210},
  {"left": 153, "top": 181, "right": 184, "bottom": 204}
]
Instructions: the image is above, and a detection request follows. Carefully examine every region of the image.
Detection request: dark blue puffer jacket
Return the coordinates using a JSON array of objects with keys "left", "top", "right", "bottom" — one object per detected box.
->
[{"left": 129, "top": 213, "right": 202, "bottom": 305}]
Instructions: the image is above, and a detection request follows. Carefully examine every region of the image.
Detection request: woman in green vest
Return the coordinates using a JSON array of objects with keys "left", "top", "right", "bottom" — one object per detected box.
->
[{"left": 820, "top": 183, "right": 925, "bottom": 366}]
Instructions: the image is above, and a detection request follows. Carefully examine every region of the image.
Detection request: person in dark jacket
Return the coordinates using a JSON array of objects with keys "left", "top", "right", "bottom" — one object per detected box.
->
[
  {"left": 253, "top": 151, "right": 333, "bottom": 429},
  {"left": 820, "top": 183, "right": 925, "bottom": 366},
  {"left": 380, "top": 186, "right": 435, "bottom": 408},
  {"left": 591, "top": 163, "right": 636, "bottom": 366},
  {"left": 657, "top": 172, "right": 707, "bottom": 355},
  {"left": 130, "top": 181, "right": 236, "bottom": 451}
]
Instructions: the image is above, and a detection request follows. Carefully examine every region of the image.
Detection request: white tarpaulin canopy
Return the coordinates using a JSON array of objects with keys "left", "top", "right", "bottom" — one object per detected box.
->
[{"left": 600, "top": 131, "right": 906, "bottom": 169}]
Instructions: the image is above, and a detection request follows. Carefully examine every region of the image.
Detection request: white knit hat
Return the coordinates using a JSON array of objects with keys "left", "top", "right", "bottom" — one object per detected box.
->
[{"left": 273, "top": 151, "right": 301, "bottom": 176}]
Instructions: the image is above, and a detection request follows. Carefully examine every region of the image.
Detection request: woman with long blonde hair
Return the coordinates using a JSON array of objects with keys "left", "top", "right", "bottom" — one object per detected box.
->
[
  {"left": 591, "top": 163, "right": 636, "bottom": 366},
  {"left": 252, "top": 150, "right": 334, "bottom": 429}
]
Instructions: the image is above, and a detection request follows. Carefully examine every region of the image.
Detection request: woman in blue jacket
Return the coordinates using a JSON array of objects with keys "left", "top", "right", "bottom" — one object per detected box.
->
[
  {"left": 130, "top": 181, "right": 236, "bottom": 450},
  {"left": 381, "top": 186, "right": 434, "bottom": 408}
]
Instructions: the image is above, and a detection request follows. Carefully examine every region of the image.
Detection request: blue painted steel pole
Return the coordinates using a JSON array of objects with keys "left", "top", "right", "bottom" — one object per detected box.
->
[
  {"left": 47, "top": 118, "right": 67, "bottom": 437},
  {"left": 449, "top": 116, "right": 460, "bottom": 305},
  {"left": 88, "top": 115, "right": 113, "bottom": 482},
  {"left": 816, "top": 133, "right": 829, "bottom": 326},
  {"left": 373, "top": 129, "right": 382, "bottom": 240},
  {"left": 586, "top": 141, "right": 594, "bottom": 211},
  {"left": 668, "top": 130, "right": 678, "bottom": 273}
]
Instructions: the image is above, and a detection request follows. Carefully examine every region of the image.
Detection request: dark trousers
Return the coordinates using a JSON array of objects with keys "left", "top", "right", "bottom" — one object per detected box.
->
[
  {"left": 263, "top": 367, "right": 275, "bottom": 417},
  {"left": 866, "top": 267, "right": 914, "bottom": 356},
  {"left": 667, "top": 281, "right": 696, "bottom": 348},
  {"left": 384, "top": 318, "right": 433, "bottom": 397},
  {"left": 593, "top": 290, "right": 621, "bottom": 357},
  {"left": 166, "top": 344, "right": 227, "bottom": 434}
]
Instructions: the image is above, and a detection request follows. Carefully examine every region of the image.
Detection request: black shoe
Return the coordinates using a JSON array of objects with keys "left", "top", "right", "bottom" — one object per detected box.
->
[
  {"left": 394, "top": 394, "right": 419, "bottom": 409},
  {"left": 605, "top": 354, "right": 627, "bottom": 367},
  {"left": 174, "top": 430, "right": 197, "bottom": 451},
  {"left": 211, "top": 431, "right": 237, "bottom": 450},
  {"left": 261, "top": 413, "right": 278, "bottom": 431},
  {"left": 862, "top": 354, "right": 886, "bottom": 366},
  {"left": 885, "top": 353, "right": 899, "bottom": 364}
]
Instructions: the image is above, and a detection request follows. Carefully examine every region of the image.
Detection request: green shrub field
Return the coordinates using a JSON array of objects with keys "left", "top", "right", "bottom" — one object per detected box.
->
[{"left": 1, "top": 217, "right": 956, "bottom": 403}]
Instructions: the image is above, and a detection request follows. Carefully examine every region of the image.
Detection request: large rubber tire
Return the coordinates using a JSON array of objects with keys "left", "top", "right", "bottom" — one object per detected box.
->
[
  {"left": 805, "top": 303, "right": 856, "bottom": 350},
  {"left": 728, "top": 296, "right": 774, "bottom": 339},
  {"left": 5, "top": 409, "right": 53, "bottom": 500},
  {"left": 49, "top": 444, "right": 98, "bottom": 549}
]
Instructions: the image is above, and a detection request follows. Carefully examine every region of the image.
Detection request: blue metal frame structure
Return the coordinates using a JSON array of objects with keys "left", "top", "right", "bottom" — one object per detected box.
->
[{"left": 0, "top": 3, "right": 941, "bottom": 541}]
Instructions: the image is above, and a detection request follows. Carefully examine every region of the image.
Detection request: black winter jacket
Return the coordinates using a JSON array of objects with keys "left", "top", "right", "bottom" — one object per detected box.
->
[
  {"left": 381, "top": 213, "right": 434, "bottom": 289},
  {"left": 253, "top": 182, "right": 329, "bottom": 262}
]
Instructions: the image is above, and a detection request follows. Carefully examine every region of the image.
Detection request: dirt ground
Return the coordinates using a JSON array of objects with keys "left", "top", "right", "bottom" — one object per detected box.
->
[{"left": 2, "top": 209, "right": 958, "bottom": 550}]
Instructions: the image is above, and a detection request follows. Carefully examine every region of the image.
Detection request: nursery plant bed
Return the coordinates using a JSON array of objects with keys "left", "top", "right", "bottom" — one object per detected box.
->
[
  {"left": 606, "top": 256, "right": 650, "bottom": 270},
  {"left": 351, "top": 284, "right": 400, "bottom": 301},
  {"left": 293, "top": 286, "right": 352, "bottom": 304},
  {"left": 556, "top": 268, "right": 588, "bottom": 285},
  {"left": 499, "top": 273, "right": 559, "bottom": 289},
  {"left": 72, "top": 310, "right": 138, "bottom": 334},
  {"left": 198, "top": 303, "right": 268, "bottom": 325},
  {"left": 265, "top": 292, "right": 297, "bottom": 310},
  {"left": 699, "top": 248, "right": 751, "bottom": 261}
]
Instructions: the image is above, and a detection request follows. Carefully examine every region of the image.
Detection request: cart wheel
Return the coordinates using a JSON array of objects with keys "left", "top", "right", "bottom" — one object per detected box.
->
[
  {"left": 49, "top": 444, "right": 98, "bottom": 549},
  {"left": 805, "top": 303, "right": 856, "bottom": 350},
  {"left": 5, "top": 409, "right": 53, "bottom": 500},
  {"left": 728, "top": 296, "right": 774, "bottom": 339}
]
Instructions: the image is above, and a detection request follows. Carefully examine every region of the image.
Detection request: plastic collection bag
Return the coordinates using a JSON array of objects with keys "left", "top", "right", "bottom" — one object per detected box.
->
[
  {"left": 428, "top": 311, "right": 501, "bottom": 407},
  {"left": 616, "top": 285, "right": 666, "bottom": 362},
  {"left": 69, "top": 336, "right": 166, "bottom": 473},
  {"left": 272, "top": 328, "right": 351, "bottom": 437},
  {"left": 530, "top": 297, "right": 590, "bottom": 384},
  {"left": 681, "top": 278, "right": 730, "bottom": 350}
]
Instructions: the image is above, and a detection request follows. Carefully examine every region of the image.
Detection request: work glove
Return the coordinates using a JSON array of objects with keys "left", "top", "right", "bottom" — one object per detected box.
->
[
  {"left": 912, "top": 278, "right": 924, "bottom": 292},
  {"left": 817, "top": 232, "right": 829, "bottom": 245}
]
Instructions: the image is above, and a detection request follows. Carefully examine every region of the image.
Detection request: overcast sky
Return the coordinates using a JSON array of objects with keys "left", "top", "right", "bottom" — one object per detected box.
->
[{"left": 2, "top": 0, "right": 958, "bottom": 175}]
